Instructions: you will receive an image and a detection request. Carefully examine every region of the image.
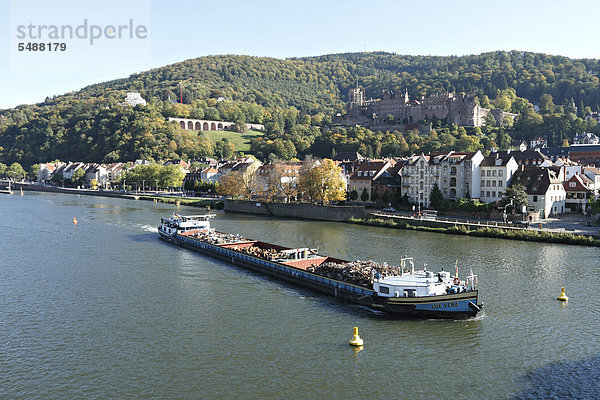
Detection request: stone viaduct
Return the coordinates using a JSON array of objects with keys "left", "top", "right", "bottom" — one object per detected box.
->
[{"left": 168, "top": 117, "right": 265, "bottom": 132}]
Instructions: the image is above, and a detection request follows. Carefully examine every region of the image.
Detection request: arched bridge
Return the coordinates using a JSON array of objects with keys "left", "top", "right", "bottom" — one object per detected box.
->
[{"left": 168, "top": 117, "right": 265, "bottom": 132}]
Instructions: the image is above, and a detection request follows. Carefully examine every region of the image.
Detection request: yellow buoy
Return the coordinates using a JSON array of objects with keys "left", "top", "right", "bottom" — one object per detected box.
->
[
  {"left": 73, "top": 217, "right": 78, "bottom": 224},
  {"left": 557, "top": 287, "right": 568, "bottom": 301},
  {"left": 349, "top": 326, "right": 364, "bottom": 346}
]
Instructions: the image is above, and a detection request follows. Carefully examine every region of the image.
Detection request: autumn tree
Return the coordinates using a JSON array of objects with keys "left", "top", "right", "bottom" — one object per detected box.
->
[
  {"left": 298, "top": 158, "right": 345, "bottom": 203},
  {"left": 261, "top": 164, "right": 283, "bottom": 201},
  {"left": 279, "top": 163, "right": 299, "bottom": 202},
  {"left": 217, "top": 171, "right": 244, "bottom": 197}
]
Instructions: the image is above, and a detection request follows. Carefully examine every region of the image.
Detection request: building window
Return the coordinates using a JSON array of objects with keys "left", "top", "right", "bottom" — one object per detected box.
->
[
  {"left": 533, "top": 195, "right": 538, "bottom": 202},
  {"left": 492, "top": 170, "right": 497, "bottom": 177},
  {"left": 492, "top": 191, "right": 496, "bottom": 197},
  {"left": 481, "top": 180, "right": 485, "bottom": 187},
  {"left": 486, "top": 191, "right": 490, "bottom": 197},
  {"left": 480, "top": 191, "right": 485, "bottom": 197},
  {"left": 492, "top": 181, "right": 496, "bottom": 187},
  {"left": 481, "top": 170, "right": 485, "bottom": 177},
  {"left": 487, "top": 170, "right": 491, "bottom": 176},
  {"left": 499, "top": 181, "right": 503, "bottom": 187},
  {"left": 487, "top": 180, "right": 491, "bottom": 187},
  {"left": 499, "top": 170, "right": 503, "bottom": 177}
]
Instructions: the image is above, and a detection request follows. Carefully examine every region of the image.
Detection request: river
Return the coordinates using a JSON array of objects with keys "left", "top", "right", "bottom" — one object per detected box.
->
[{"left": 0, "top": 192, "right": 598, "bottom": 399}]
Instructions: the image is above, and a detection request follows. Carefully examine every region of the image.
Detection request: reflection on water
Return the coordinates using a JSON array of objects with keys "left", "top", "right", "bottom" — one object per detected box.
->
[{"left": 514, "top": 355, "right": 600, "bottom": 400}]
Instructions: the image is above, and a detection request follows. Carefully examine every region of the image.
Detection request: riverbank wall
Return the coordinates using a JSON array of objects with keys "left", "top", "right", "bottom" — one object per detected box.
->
[
  {"left": 8, "top": 183, "right": 223, "bottom": 208},
  {"left": 224, "top": 200, "right": 366, "bottom": 222},
  {"left": 11, "top": 183, "right": 136, "bottom": 199}
]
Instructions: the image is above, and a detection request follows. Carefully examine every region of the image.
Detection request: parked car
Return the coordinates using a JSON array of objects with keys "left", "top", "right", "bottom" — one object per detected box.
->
[{"left": 382, "top": 207, "right": 396, "bottom": 212}]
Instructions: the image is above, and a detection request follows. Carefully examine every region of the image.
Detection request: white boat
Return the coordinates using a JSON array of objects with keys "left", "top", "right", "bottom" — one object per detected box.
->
[
  {"left": 0, "top": 181, "right": 14, "bottom": 195},
  {"left": 158, "top": 214, "right": 215, "bottom": 241}
]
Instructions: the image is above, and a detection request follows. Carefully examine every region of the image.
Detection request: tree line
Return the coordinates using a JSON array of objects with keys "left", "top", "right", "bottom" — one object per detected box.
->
[
  {"left": 217, "top": 158, "right": 346, "bottom": 204},
  {"left": 3, "top": 51, "right": 600, "bottom": 168}
]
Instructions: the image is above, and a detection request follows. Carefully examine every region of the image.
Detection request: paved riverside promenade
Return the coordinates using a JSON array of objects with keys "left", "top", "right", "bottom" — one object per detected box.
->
[{"left": 369, "top": 211, "right": 600, "bottom": 237}]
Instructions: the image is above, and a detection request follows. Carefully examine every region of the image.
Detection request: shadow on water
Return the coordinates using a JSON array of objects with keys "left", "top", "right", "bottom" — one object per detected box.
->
[{"left": 513, "top": 354, "right": 600, "bottom": 400}]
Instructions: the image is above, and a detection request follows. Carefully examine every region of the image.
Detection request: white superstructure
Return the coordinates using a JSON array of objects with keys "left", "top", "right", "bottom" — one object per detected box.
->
[
  {"left": 159, "top": 214, "right": 215, "bottom": 237},
  {"left": 372, "top": 258, "right": 477, "bottom": 298}
]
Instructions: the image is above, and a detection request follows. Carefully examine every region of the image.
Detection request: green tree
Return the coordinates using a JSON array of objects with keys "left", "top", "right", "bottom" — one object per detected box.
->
[
  {"left": 484, "top": 112, "right": 497, "bottom": 127},
  {"left": 72, "top": 168, "right": 86, "bottom": 187},
  {"left": 503, "top": 184, "right": 529, "bottom": 213},
  {"left": 214, "top": 138, "right": 235, "bottom": 160},
  {"left": 381, "top": 190, "right": 390, "bottom": 205},
  {"left": 159, "top": 165, "right": 185, "bottom": 190},
  {"left": 28, "top": 163, "right": 40, "bottom": 181},
  {"left": 430, "top": 183, "right": 444, "bottom": 209},
  {"left": 371, "top": 190, "right": 379, "bottom": 203},
  {"left": 7, "top": 162, "right": 26, "bottom": 181},
  {"left": 539, "top": 94, "right": 555, "bottom": 113},
  {"left": 360, "top": 188, "right": 369, "bottom": 202},
  {"left": 0, "top": 163, "right": 8, "bottom": 177}
]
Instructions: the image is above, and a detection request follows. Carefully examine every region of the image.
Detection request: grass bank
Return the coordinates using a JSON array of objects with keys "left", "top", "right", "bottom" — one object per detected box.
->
[
  {"left": 202, "top": 130, "right": 264, "bottom": 152},
  {"left": 348, "top": 217, "right": 600, "bottom": 247},
  {"left": 137, "top": 195, "right": 224, "bottom": 209}
]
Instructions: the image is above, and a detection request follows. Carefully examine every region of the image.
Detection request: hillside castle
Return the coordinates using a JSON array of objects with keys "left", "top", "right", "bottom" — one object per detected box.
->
[{"left": 345, "top": 87, "right": 516, "bottom": 128}]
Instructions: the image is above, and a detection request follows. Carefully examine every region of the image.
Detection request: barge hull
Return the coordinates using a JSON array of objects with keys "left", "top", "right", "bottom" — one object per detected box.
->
[{"left": 165, "top": 233, "right": 480, "bottom": 319}]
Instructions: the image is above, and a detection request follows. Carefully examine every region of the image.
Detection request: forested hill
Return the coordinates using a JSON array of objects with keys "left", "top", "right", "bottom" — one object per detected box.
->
[
  {"left": 56, "top": 51, "right": 600, "bottom": 112},
  {"left": 2, "top": 51, "right": 600, "bottom": 167}
]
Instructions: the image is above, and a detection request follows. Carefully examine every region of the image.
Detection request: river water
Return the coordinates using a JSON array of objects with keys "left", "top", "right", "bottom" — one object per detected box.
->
[{"left": 0, "top": 192, "right": 598, "bottom": 399}]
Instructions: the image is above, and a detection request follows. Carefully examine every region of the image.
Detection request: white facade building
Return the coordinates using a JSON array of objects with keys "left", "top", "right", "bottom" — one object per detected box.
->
[
  {"left": 511, "top": 167, "right": 566, "bottom": 218},
  {"left": 401, "top": 151, "right": 483, "bottom": 206},
  {"left": 478, "top": 154, "right": 518, "bottom": 203}
]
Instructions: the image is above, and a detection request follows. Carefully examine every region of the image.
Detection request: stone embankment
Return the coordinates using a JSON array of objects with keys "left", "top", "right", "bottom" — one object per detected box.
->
[{"left": 223, "top": 200, "right": 366, "bottom": 222}]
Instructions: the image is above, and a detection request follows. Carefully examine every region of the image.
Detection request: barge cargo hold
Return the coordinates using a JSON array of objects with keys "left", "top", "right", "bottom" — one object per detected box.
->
[{"left": 158, "top": 214, "right": 482, "bottom": 319}]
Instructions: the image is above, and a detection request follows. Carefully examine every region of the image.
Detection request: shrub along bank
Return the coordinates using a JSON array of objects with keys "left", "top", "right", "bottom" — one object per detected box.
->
[
  {"left": 137, "top": 195, "right": 224, "bottom": 209},
  {"left": 348, "top": 217, "right": 600, "bottom": 247}
]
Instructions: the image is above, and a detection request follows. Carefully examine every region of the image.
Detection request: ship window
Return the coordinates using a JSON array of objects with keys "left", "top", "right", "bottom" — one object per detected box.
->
[{"left": 380, "top": 286, "right": 390, "bottom": 294}]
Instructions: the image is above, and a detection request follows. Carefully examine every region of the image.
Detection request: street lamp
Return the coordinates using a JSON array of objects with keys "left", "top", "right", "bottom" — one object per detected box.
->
[{"left": 142, "top": 179, "right": 145, "bottom": 193}]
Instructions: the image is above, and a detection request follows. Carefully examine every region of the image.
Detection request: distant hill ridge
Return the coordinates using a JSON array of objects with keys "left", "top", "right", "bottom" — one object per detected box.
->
[{"left": 2, "top": 51, "right": 600, "bottom": 167}]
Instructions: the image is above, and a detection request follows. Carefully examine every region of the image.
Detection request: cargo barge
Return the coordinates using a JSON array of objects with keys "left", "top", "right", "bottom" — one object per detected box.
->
[{"left": 159, "top": 214, "right": 482, "bottom": 319}]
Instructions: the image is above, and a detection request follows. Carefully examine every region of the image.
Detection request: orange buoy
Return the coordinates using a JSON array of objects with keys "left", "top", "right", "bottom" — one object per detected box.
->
[{"left": 73, "top": 217, "right": 78, "bottom": 224}]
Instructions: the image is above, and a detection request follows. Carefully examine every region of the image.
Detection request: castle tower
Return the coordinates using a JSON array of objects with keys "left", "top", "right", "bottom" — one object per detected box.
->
[{"left": 347, "top": 87, "right": 365, "bottom": 116}]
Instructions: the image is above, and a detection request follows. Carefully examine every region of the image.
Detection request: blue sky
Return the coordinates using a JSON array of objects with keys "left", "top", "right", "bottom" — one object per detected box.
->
[{"left": 1, "top": 0, "right": 599, "bottom": 109}]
